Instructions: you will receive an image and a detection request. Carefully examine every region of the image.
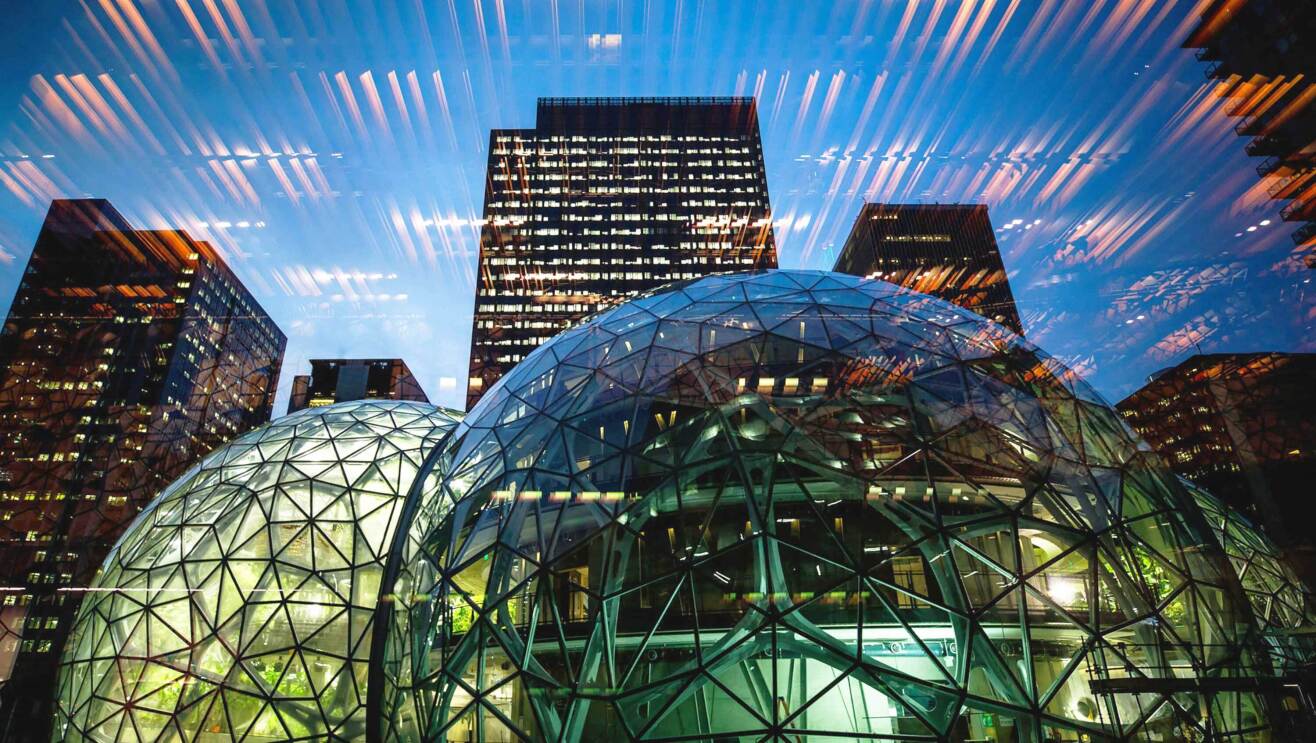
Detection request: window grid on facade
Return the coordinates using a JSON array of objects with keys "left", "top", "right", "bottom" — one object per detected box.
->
[{"left": 468, "top": 97, "right": 778, "bottom": 410}]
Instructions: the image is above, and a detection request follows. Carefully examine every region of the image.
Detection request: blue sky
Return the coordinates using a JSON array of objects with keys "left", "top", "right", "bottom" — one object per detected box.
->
[{"left": 0, "top": 0, "right": 1310, "bottom": 413}]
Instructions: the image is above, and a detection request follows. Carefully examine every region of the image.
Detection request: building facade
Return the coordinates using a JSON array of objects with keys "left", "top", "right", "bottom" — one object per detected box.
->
[
  {"left": 1117, "top": 352, "right": 1316, "bottom": 583},
  {"left": 0, "top": 199, "right": 285, "bottom": 737},
  {"left": 831, "top": 203, "right": 1025, "bottom": 334},
  {"left": 1185, "top": 0, "right": 1316, "bottom": 266},
  {"left": 466, "top": 97, "right": 778, "bottom": 409},
  {"left": 287, "top": 358, "right": 428, "bottom": 413}
]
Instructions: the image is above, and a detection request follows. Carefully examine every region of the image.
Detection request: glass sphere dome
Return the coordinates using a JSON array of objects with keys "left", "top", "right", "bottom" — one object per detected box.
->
[
  {"left": 1180, "top": 476, "right": 1316, "bottom": 674},
  {"left": 372, "top": 271, "right": 1279, "bottom": 742},
  {"left": 53, "top": 400, "right": 461, "bottom": 742}
]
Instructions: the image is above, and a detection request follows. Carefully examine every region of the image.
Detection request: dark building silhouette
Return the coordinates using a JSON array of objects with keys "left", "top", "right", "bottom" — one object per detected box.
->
[
  {"left": 831, "top": 203, "right": 1024, "bottom": 334},
  {"left": 0, "top": 200, "right": 285, "bottom": 737},
  {"left": 467, "top": 97, "right": 778, "bottom": 409},
  {"left": 1185, "top": 0, "right": 1316, "bottom": 266},
  {"left": 1117, "top": 352, "right": 1316, "bottom": 583},
  {"left": 287, "top": 358, "right": 428, "bottom": 413}
]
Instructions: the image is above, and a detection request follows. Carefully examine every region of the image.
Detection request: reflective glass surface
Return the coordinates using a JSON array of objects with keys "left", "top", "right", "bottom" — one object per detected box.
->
[
  {"left": 53, "top": 400, "right": 460, "bottom": 741},
  {"left": 1184, "top": 476, "right": 1316, "bottom": 676},
  {"left": 375, "top": 271, "right": 1278, "bottom": 742}
]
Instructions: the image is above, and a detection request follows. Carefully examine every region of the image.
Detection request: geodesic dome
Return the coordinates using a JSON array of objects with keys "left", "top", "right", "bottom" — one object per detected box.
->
[
  {"left": 1182, "top": 476, "right": 1316, "bottom": 674},
  {"left": 53, "top": 400, "right": 461, "bottom": 742},
  {"left": 372, "top": 270, "right": 1279, "bottom": 742}
]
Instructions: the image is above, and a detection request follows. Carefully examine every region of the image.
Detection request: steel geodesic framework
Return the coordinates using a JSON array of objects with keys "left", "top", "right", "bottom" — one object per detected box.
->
[
  {"left": 371, "top": 270, "right": 1280, "bottom": 742},
  {"left": 53, "top": 400, "right": 460, "bottom": 742},
  {"left": 1182, "top": 476, "right": 1316, "bottom": 675}
]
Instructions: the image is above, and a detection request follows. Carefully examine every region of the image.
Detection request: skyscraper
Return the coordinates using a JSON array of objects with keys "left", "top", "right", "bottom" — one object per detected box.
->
[
  {"left": 1184, "top": 0, "right": 1316, "bottom": 266},
  {"left": 1117, "top": 352, "right": 1316, "bottom": 582},
  {"left": 287, "top": 358, "right": 428, "bottom": 413},
  {"left": 0, "top": 200, "right": 285, "bottom": 735},
  {"left": 831, "top": 203, "right": 1024, "bottom": 334},
  {"left": 466, "top": 97, "right": 778, "bottom": 409}
]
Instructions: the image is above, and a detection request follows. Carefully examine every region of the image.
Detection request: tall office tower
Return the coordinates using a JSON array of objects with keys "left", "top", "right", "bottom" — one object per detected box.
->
[
  {"left": 0, "top": 199, "right": 285, "bottom": 735},
  {"left": 831, "top": 203, "right": 1025, "bottom": 334},
  {"left": 287, "top": 358, "right": 428, "bottom": 413},
  {"left": 466, "top": 97, "right": 778, "bottom": 409},
  {"left": 1185, "top": 0, "right": 1316, "bottom": 266},
  {"left": 1117, "top": 352, "right": 1316, "bottom": 582}
]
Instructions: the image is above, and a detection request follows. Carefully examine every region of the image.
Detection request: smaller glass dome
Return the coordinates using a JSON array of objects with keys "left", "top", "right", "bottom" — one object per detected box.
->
[
  {"left": 1182, "top": 476, "right": 1316, "bottom": 673},
  {"left": 53, "top": 400, "right": 461, "bottom": 742}
]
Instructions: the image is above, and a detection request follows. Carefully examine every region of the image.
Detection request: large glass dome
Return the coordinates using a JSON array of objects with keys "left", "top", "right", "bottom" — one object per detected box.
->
[
  {"left": 53, "top": 400, "right": 461, "bottom": 742},
  {"left": 372, "top": 271, "right": 1281, "bottom": 742}
]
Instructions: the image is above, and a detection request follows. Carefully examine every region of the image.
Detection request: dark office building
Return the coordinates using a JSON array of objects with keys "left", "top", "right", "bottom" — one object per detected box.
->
[
  {"left": 0, "top": 200, "right": 285, "bottom": 736},
  {"left": 1117, "top": 352, "right": 1316, "bottom": 582},
  {"left": 287, "top": 358, "right": 428, "bottom": 413},
  {"left": 831, "top": 203, "right": 1024, "bottom": 334},
  {"left": 1185, "top": 0, "right": 1316, "bottom": 265},
  {"left": 467, "top": 97, "right": 778, "bottom": 409}
]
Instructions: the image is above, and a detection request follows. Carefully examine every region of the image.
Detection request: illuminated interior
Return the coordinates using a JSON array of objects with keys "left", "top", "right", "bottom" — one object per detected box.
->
[
  {"left": 53, "top": 400, "right": 461, "bottom": 741},
  {"left": 374, "top": 270, "right": 1285, "bottom": 742}
]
